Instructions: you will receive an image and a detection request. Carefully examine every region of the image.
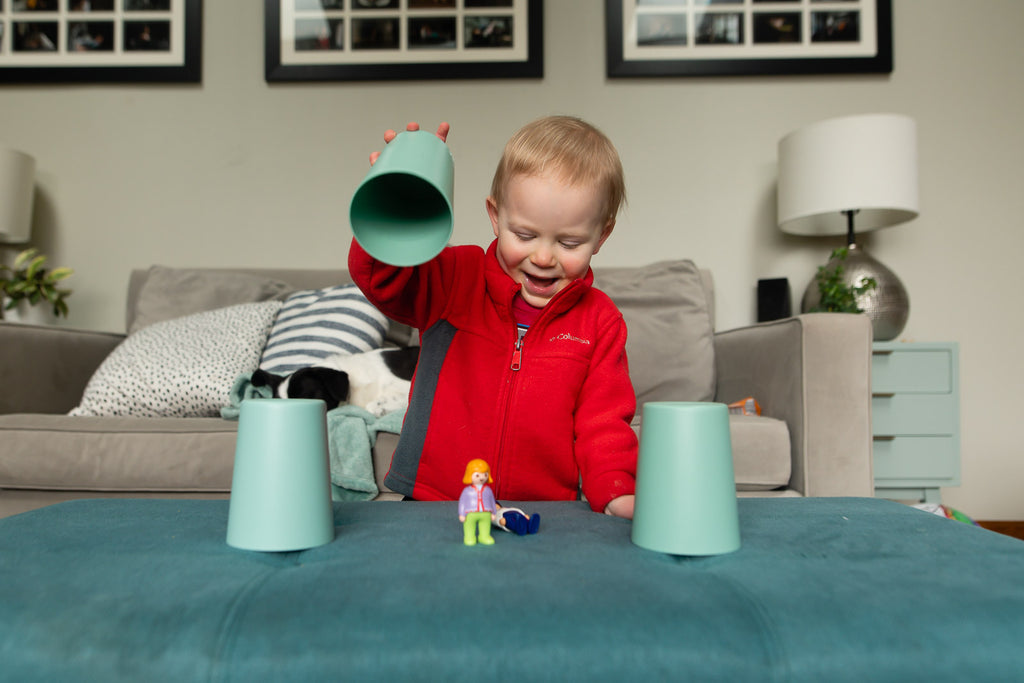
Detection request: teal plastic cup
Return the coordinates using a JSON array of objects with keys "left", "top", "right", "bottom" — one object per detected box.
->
[
  {"left": 631, "top": 402, "right": 741, "bottom": 556},
  {"left": 349, "top": 129, "right": 455, "bottom": 267},
  {"left": 226, "top": 399, "right": 335, "bottom": 552}
]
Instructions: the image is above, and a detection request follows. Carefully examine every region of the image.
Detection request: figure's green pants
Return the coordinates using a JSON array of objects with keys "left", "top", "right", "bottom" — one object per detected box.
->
[{"left": 463, "top": 511, "right": 494, "bottom": 546}]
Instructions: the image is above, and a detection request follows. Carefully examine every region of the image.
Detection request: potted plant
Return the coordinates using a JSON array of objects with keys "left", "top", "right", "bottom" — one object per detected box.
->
[
  {"left": 0, "top": 248, "right": 73, "bottom": 322},
  {"left": 804, "top": 247, "right": 877, "bottom": 313}
]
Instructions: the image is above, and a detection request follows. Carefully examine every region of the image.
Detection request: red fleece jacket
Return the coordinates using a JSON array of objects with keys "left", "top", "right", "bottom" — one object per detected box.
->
[{"left": 348, "top": 238, "right": 637, "bottom": 512}]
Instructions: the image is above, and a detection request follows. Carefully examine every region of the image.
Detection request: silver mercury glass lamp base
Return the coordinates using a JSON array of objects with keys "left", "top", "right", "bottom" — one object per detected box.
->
[{"left": 801, "top": 243, "right": 909, "bottom": 342}]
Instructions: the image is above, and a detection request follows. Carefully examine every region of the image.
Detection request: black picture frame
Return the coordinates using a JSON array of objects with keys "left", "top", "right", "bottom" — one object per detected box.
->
[
  {"left": 606, "top": 0, "right": 892, "bottom": 78},
  {"left": 0, "top": 0, "right": 202, "bottom": 84},
  {"left": 265, "top": 0, "right": 542, "bottom": 82}
]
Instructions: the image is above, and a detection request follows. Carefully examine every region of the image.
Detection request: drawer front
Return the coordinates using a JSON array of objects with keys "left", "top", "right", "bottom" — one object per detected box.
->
[
  {"left": 873, "top": 436, "right": 959, "bottom": 483},
  {"left": 872, "top": 394, "right": 957, "bottom": 436},
  {"left": 872, "top": 349, "right": 953, "bottom": 394}
]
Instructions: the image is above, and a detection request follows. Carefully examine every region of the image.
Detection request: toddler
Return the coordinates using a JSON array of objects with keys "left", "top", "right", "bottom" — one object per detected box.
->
[{"left": 349, "top": 116, "right": 637, "bottom": 518}]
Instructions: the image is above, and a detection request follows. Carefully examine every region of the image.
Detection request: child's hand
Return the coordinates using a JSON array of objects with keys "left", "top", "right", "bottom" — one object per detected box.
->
[
  {"left": 369, "top": 121, "right": 450, "bottom": 165},
  {"left": 604, "top": 494, "right": 635, "bottom": 519}
]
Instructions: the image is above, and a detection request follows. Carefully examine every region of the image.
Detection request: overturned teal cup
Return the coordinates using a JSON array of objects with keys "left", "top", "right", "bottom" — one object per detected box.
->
[
  {"left": 226, "top": 399, "right": 335, "bottom": 552},
  {"left": 632, "top": 402, "right": 741, "bottom": 556},
  {"left": 350, "top": 129, "right": 455, "bottom": 267}
]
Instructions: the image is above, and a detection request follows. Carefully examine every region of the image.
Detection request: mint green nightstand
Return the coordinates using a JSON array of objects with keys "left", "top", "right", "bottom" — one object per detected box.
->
[{"left": 871, "top": 342, "right": 960, "bottom": 503}]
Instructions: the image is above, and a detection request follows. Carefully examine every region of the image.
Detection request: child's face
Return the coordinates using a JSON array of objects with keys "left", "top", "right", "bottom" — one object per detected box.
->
[{"left": 487, "top": 171, "right": 613, "bottom": 308}]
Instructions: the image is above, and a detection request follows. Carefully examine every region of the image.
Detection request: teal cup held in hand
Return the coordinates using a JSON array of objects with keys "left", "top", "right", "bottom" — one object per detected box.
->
[
  {"left": 350, "top": 129, "right": 455, "bottom": 267},
  {"left": 632, "top": 402, "right": 741, "bottom": 556},
  {"left": 226, "top": 399, "right": 335, "bottom": 552}
]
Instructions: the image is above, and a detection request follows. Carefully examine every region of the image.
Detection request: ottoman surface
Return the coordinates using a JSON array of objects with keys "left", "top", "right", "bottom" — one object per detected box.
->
[{"left": 2, "top": 497, "right": 1023, "bottom": 681}]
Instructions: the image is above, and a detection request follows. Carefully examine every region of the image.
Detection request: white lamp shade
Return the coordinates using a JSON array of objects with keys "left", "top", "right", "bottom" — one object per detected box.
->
[
  {"left": 0, "top": 148, "right": 36, "bottom": 244},
  {"left": 777, "top": 113, "right": 918, "bottom": 236}
]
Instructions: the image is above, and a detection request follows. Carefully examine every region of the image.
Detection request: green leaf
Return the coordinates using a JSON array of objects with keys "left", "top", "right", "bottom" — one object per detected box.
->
[
  {"left": 1, "top": 250, "right": 73, "bottom": 317},
  {"left": 12, "top": 248, "right": 38, "bottom": 271},
  {"left": 24, "top": 255, "right": 47, "bottom": 281},
  {"left": 45, "top": 267, "right": 73, "bottom": 283},
  {"left": 812, "top": 247, "right": 869, "bottom": 314}
]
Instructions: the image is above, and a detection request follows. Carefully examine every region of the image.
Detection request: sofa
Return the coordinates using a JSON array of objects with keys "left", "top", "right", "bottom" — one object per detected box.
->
[{"left": 0, "top": 261, "right": 874, "bottom": 518}]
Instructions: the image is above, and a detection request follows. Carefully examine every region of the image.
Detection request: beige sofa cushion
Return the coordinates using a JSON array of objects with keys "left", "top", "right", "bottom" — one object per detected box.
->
[
  {"left": 0, "top": 415, "right": 239, "bottom": 492},
  {"left": 0, "top": 414, "right": 400, "bottom": 495},
  {"left": 129, "top": 266, "right": 291, "bottom": 334},
  {"left": 5, "top": 411, "right": 786, "bottom": 495},
  {"left": 597, "top": 260, "right": 716, "bottom": 404},
  {"left": 727, "top": 414, "right": 792, "bottom": 491},
  {"left": 631, "top": 412, "right": 791, "bottom": 492}
]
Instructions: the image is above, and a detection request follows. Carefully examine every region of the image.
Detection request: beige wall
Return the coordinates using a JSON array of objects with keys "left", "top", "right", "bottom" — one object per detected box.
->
[{"left": 2, "top": 1, "right": 1022, "bottom": 519}]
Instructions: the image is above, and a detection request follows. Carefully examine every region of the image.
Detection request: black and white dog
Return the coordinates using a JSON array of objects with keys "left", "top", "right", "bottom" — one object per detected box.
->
[{"left": 251, "top": 347, "right": 419, "bottom": 417}]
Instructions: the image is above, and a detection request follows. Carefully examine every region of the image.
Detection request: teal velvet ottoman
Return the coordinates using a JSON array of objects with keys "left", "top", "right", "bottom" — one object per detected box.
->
[{"left": 2, "top": 497, "right": 1023, "bottom": 681}]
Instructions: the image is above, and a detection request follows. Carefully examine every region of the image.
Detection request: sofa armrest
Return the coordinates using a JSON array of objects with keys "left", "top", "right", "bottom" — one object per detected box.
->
[
  {"left": 713, "top": 313, "right": 874, "bottom": 497},
  {"left": 0, "top": 323, "right": 124, "bottom": 415}
]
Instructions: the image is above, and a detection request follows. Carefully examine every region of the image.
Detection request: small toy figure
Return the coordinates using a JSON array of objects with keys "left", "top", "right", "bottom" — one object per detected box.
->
[
  {"left": 458, "top": 459, "right": 498, "bottom": 546},
  {"left": 495, "top": 504, "right": 541, "bottom": 536}
]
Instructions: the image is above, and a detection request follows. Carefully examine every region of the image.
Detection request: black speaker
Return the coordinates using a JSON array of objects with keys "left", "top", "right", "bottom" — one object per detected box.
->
[{"left": 757, "top": 278, "right": 792, "bottom": 322}]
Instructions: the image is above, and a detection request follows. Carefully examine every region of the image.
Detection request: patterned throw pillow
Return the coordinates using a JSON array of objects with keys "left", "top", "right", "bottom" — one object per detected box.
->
[
  {"left": 258, "top": 284, "right": 388, "bottom": 375},
  {"left": 69, "top": 301, "right": 282, "bottom": 418}
]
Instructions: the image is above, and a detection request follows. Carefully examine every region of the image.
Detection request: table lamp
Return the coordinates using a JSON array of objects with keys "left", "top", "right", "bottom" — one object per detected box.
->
[
  {"left": 777, "top": 113, "right": 918, "bottom": 341},
  {"left": 0, "top": 147, "right": 36, "bottom": 245}
]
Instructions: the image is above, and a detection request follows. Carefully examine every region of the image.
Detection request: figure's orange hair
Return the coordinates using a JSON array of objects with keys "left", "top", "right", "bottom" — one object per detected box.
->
[{"left": 462, "top": 459, "right": 493, "bottom": 484}]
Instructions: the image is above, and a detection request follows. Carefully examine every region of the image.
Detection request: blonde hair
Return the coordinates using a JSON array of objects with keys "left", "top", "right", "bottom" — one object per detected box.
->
[
  {"left": 462, "top": 459, "right": 493, "bottom": 485},
  {"left": 490, "top": 116, "right": 626, "bottom": 224}
]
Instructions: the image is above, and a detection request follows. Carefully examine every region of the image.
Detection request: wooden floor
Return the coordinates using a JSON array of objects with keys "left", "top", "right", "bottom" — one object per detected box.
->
[{"left": 977, "top": 521, "right": 1024, "bottom": 541}]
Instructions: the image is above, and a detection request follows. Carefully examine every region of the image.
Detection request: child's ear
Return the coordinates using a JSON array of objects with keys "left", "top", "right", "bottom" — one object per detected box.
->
[
  {"left": 486, "top": 196, "right": 500, "bottom": 237},
  {"left": 594, "top": 218, "right": 615, "bottom": 255}
]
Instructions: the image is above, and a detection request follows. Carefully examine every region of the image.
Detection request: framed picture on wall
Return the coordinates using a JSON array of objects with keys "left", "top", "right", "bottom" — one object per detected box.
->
[
  {"left": 606, "top": 0, "right": 892, "bottom": 78},
  {"left": 0, "top": 0, "right": 202, "bottom": 83},
  {"left": 265, "top": 0, "right": 543, "bottom": 82}
]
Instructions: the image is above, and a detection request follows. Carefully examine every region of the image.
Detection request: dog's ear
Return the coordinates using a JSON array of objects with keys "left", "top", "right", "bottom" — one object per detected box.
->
[
  {"left": 251, "top": 369, "right": 285, "bottom": 394},
  {"left": 382, "top": 346, "right": 420, "bottom": 381},
  {"left": 286, "top": 367, "right": 350, "bottom": 411}
]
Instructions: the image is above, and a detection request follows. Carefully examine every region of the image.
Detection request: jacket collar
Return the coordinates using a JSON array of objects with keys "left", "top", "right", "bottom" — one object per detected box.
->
[{"left": 484, "top": 239, "right": 593, "bottom": 321}]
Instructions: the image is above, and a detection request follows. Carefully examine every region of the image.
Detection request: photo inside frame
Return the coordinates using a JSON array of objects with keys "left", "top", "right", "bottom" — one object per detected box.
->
[{"left": 0, "top": 0, "right": 193, "bottom": 77}]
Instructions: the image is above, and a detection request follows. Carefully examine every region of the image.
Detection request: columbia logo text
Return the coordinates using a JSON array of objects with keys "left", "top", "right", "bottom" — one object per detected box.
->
[{"left": 549, "top": 333, "right": 591, "bottom": 345}]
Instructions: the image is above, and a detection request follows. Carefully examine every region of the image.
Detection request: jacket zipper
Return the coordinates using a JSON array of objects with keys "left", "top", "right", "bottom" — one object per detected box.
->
[
  {"left": 495, "top": 328, "right": 524, "bottom": 495},
  {"left": 496, "top": 281, "right": 578, "bottom": 488},
  {"left": 511, "top": 334, "right": 524, "bottom": 371}
]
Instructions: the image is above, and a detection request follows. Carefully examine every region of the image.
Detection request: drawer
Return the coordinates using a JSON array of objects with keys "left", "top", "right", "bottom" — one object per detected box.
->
[
  {"left": 872, "top": 394, "right": 957, "bottom": 436},
  {"left": 873, "top": 436, "right": 959, "bottom": 483},
  {"left": 872, "top": 348, "right": 953, "bottom": 394}
]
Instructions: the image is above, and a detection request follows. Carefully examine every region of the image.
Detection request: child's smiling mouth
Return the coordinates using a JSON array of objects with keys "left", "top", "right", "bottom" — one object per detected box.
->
[{"left": 524, "top": 273, "right": 559, "bottom": 293}]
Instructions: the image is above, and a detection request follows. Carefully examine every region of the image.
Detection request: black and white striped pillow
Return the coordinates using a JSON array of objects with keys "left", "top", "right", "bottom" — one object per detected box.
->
[{"left": 258, "top": 284, "right": 387, "bottom": 375}]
